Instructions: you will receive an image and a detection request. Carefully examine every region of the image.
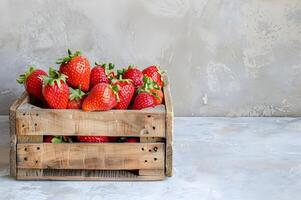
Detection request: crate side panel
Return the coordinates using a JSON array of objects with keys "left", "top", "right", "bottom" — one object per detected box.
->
[
  {"left": 17, "top": 169, "right": 165, "bottom": 181},
  {"left": 163, "top": 77, "right": 174, "bottom": 177},
  {"left": 17, "top": 143, "right": 165, "bottom": 170},
  {"left": 16, "top": 108, "right": 165, "bottom": 137},
  {"left": 9, "top": 92, "right": 29, "bottom": 177}
]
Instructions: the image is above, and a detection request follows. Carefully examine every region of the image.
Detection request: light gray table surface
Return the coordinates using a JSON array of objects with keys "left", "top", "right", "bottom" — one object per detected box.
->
[{"left": 0, "top": 116, "right": 300, "bottom": 200}]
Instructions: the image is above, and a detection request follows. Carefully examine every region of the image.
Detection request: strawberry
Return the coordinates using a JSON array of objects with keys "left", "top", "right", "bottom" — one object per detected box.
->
[
  {"left": 136, "top": 76, "right": 163, "bottom": 106},
  {"left": 57, "top": 49, "right": 91, "bottom": 92},
  {"left": 118, "top": 66, "right": 143, "bottom": 87},
  {"left": 43, "top": 135, "right": 54, "bottom": 143},
  {"left": 67, "top": 87, "right": 85, "bottom": 109},
  {"left": 90, "top": 63, "right": 115, "bottom": 88},
  {"left": 17, "top": 67, "right": 47, "bottom": 100},
  {"left": 43, "top": 135, "right": 70, "bottom": 143},
  {"left": 77, "top": 136, "right": 110, "bottom": 143},
  {"left": 82, "top": 83, "right": 118, "bottom": 111},
  {"left": 109, "top": 137, "right": 120, "bottom": 142},
  {"left": 126, "top": 138, "right": 139, "bottom": 143},
  {"left": 41, "top": 67, "right": 69, "bottom": 109},
  {"left": 112, "top": 77, "right": 135, "bottom": 109},
  {"left": 142, "top": 65, "right": 165, "bottom": 88},
  {"left": 132, "top": 92, "right": 155, "bottom": 110},
  {"left": 150, "top": 89, "right": 164, "bottom": 105}
]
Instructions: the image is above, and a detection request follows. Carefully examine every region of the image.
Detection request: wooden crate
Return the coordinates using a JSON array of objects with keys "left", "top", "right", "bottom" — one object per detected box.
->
[{"left": 9, "top": 81, "right": 173, "bottom": 181}]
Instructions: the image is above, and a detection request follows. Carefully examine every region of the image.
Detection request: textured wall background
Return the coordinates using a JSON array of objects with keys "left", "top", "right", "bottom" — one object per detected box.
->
[{"left": 0, "top": 0, "right": 300, "bottom": 116}]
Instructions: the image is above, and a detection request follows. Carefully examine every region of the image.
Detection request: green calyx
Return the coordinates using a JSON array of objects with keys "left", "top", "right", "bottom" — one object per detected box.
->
[
  {"left": 137, "top": 76, "right": 160, "bottom": 94},
  {"left": 111, "top": 84, "right": 120, "bottom": 102},
  {"left": 16, "top": 66, "right": 36, "bottom": 84},
  {"left": 41, "top": 67, "right": 67, "bottom": 88},
  {"left": 117, "top": 65, "right": 136, "bottom": 78},
  {"left": 95, "top": 62, "right": 115, "bottom": 77},
  {"left": 110, "top": 74, "right": 132, "bottom": 84},
  {"left": 69, "top": 86, "right": 85, "bottom": 101},
  {"left": 117, "top": 68, "right": 126, "bottom": 77},
  {"left": 56, "top": 49, "right": 82, "bottom": 64},
  {"left": 128, "top": 64, "right": 136, "bottom": 69},
  {"left": 51, "top": 136, "right": 71, "bottom": 144},
  {"left": 103, "top": 63, "right": 115, "bottom": 76}
]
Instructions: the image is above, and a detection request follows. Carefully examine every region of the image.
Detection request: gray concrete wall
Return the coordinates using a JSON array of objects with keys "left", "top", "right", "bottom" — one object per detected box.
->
[{"left": 0, "top": 0, "right": 300, "bottom": 116}]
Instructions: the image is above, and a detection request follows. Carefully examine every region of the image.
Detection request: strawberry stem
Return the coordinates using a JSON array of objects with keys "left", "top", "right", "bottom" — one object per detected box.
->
[
  {"left": 111, "top": 85, "right": 120, "bottom": 102},
  {"left": 137, "top": 76, "right": 160, "bottom": 94},
  {"left": 56, "top": 49, "right": 82, "bottom": 64},
  {"left": 69, "top": 86, "right": 86, "bottom": 101},
  {"left": 41, "top": 67, "right": 67, "bottom": 88}
]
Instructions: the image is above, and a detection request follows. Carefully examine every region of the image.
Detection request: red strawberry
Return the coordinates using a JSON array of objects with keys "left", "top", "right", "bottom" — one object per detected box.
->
[
  {"left": 82, "top": 83, "right": 118, "bottom": 111},
  {"left": 77, "top": 136, "right": 110, "bottom": 143},
  {"left": 126, "top": 138, "right": 139, "bottom": 143},
  {"left": 43, "top": 135, "right": 54, "bottom": 143},
  {"left": 112, "top": 78, "right": 135, "bottom": 109},
  {"left": 142, "top": 65, "right": 165, "bottom": 88},
  {"left": 41, "top": 67, "right": 69, "bottom": 109},
  {"left": 17, "top": 67, "right": 47, "bottom": 100},
  {"left": 136, "top": 76, "right": 163, "bottom": 106},
  {"left": 150, "top": 89, "right": 164, "bottom": 105},
  {"left": 132, "top": 92, "right": 155, "bottom": 110},
  {"left": 67, "top": 87, "right": 85, "bottom": 109},
  {"left": 90, "top": 63, "right": 115, "bottom": 88},
  {"left": 109, "top": 137, "right": 120, "bottom": 142},
  {"left": 43, "top": 135, "right": 67, "bottom": 143},
  {"left": 118, "top": 66, "right": 143, "bottom": 87},
  {"left": 57, "top": 49, "right": 91, "bottom": 92}
]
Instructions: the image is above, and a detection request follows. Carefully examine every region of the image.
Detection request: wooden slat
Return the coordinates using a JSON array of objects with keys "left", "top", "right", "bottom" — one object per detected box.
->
[
  {"left": 17, "top": 169, "right": 165, "bottom": 181},
  {"left": 16, "top": 103, "right": 165, "bottom": 137},
  {"left": 9, "top": 92, "right": 29, "bottom": 177},
  {"left": 17, "top": 143, "right": 164, "bottom": 170},
  {"left": 139, "top": 169, "right": 164, "bottom": 176},
  {"left": 18, "top": 135, "right": 44, "bottom": 143},
  {"left": 140, "top": 137, "right": 165, "bottom": 143},
  {"left": 17, "top": 135, "right": 43, "bottom": 177},
  {"left": 163, "top": 77, "right": 174, "bottom": 177}
]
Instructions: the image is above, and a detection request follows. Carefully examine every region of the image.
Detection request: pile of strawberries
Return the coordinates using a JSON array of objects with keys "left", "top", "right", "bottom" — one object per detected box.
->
[{"left": 17, "top": 49, "right": 165, "bottom": 143}]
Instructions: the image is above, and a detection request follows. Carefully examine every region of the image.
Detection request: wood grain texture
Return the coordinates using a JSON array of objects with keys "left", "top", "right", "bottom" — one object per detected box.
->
[
  {"left": 140, "top": 137, "right": 165, "bottom": 143},
  {"left": 17, "top": 169, "right": 165, "bottom": 181},
  {"left": 17, "top": 143, "right": 165, "bottom": 170},
  {"left": 18, "top": 135, "right": 43, "bottom": 143},
  {"left": 16, "top": 102, "right": 165, "bottom": 137},
  {"left": 163, "top": 77, "right": 174, "bottom": 177},
  {"left": 139, "top": 169, "right": 164, "bottom": 176},
  {"left": 9, "top": 92, "right": 29, "bottom": 177},
  {"left": 12, "top": 76, "right": 173, "bottom": 180},
  {"left": 17, "top": 134, "right": 43, "bottom": 177}
]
